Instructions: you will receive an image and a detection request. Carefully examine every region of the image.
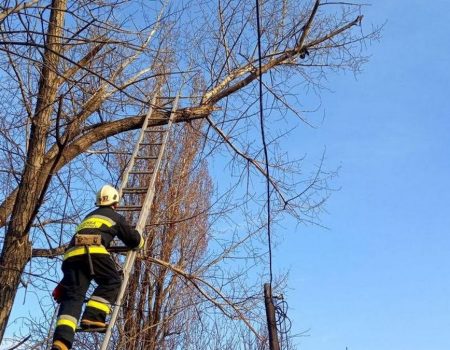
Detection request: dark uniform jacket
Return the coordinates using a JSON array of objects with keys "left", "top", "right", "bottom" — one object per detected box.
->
[{"left": 64, "top": 206, "right": 142, "bottom": 260}]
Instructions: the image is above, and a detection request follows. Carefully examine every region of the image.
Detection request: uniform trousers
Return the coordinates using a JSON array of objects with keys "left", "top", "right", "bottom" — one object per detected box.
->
[{"left": 52, "top": 254, "right": 121, "bottom": 348}]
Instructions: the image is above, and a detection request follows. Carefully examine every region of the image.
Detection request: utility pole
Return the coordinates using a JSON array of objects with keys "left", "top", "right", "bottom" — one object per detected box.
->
[{"left": 264, "top": 283, "right": 280, "bottom": 350}]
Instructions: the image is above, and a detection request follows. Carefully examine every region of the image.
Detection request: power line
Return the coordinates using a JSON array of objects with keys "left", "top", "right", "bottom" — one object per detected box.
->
[{"left": 255, "top": 0, "right": 273, "bottom": 286}]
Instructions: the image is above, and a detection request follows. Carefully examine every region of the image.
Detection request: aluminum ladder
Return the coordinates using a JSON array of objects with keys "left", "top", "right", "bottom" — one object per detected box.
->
[{"left": 99, "top": 93, "right": 180, "bottom": 350}]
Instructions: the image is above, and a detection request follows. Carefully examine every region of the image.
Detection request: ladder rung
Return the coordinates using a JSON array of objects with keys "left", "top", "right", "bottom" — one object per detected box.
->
[
  {"left": 149, "top": 117, "right": 169, "bottom": 121},
  {"left": 135, "top": 156, "right": 158, "bottom": 160},
  {"left": 116, "top": 206, "right": 142, "bottom": 211},
  {"left": 110, "top": 151, "right": 133, "bottom": 155},
  {"left": 144, "top": 129, "right": 165, "bottom": 132},
  {"left": 107, "top": 246, "right": 130, "bottom": 253},
  {"left": 129, "top": 171, "right": 154, "bottom": 175},
  {"left": 122, "top": 187, "right": 149, "bottom": 193},
  {"left": 156, "top": 96, "right": 176, "bottom": 99}
]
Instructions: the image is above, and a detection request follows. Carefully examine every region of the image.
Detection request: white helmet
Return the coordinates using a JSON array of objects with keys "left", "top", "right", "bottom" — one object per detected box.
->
[{"left": 96, "top": 184, "right": 120, "bottom": 206}]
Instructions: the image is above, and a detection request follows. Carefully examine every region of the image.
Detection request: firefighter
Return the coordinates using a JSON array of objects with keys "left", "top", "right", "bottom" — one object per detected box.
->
[{"left": 51, "top": 184, "right": 144, "bottom": 350}]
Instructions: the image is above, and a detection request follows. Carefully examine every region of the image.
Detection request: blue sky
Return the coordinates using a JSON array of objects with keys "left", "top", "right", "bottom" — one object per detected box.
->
[{"left": 277, "top": 1, "right": 450, "bottom": 350}]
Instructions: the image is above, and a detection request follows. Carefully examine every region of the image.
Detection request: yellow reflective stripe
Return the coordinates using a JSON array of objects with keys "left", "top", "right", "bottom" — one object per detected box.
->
[
  {"left": 90, "top": 215, "right": 115, "bottom": 226},
  {"left": 87, "top": 299, "right": 111, "bottom": 314},
  {"left": 76, "top": 217, "right": 114, "bottom": 232},
  {"left": 56, "top": 318, "right": 76, "bottom": 332},
  {"left": 64, "top": 246, "right": 109, "bottom": 260}
]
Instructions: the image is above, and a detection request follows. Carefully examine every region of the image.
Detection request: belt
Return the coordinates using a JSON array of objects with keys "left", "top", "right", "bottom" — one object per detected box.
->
[{"left": 64, "top": 245, "right": 109, "bottom": 260}]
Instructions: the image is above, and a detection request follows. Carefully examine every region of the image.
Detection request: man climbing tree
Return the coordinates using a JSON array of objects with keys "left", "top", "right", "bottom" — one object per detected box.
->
[{"left": 51, "top": 185, "right": 143, "bottom": 350}]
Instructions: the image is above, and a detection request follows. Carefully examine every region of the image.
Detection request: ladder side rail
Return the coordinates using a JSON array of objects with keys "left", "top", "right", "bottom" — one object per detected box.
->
[
  {"left": 117, "top": 95, "right": 158, "bottom": 197},
  {"left": 100, "top": 93, "right": 180, "bottom": 350}
]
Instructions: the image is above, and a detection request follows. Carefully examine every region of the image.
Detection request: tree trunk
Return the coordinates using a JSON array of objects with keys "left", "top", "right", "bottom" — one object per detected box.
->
[
  {"left": 0, "top": 236, "right": 32, "bottom": 342},
  {"left": 0, "top": 0, "right": 66, "bottom": 341}
]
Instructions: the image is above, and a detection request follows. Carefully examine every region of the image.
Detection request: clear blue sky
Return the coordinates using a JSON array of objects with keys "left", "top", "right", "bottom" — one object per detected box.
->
[{"left": 278, "top": 1, "right": 450, "bottom": 350}]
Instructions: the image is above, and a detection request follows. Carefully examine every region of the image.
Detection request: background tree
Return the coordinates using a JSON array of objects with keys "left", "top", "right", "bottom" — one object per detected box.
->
[
  {"left": 0, "top": 0, "right": 378, "bottom": 347},
  {"left": 115, "top": 121, "right": 212, "bottom": 350}
]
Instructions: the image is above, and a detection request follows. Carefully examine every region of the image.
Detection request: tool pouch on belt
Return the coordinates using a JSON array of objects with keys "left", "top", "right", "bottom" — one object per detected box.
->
[
  {"left": 74, "top": 234, "right": 102, "bottom": 246},
  {"left": 74, "top": 234, "right": 102, "bottom": 276}
]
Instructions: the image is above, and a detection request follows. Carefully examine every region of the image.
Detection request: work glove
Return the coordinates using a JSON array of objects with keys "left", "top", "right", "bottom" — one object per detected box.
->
[
  {"left": 133, "top": 236, "right": 145, "bottom": 251},
  {"left": 52, "top": 283, "right": 65, "bottom": 304}
]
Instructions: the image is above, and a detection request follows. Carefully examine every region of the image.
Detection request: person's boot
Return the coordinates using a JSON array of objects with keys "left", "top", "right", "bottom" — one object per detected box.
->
[
  {"left": 51, "top": 340, "right": 69, "bottom": 350},
  {"left": 80, "top": 318, "right": 106, "bottom": 330}
]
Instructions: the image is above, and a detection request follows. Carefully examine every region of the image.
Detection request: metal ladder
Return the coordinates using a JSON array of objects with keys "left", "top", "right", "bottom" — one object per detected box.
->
[{"left": 99, "top": 93, "right": 180, "bottom": 350}]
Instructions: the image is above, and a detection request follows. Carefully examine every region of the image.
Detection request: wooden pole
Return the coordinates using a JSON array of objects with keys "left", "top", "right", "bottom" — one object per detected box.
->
[{"left": 264, "top": 283, "right": 280, "bottom": 350}]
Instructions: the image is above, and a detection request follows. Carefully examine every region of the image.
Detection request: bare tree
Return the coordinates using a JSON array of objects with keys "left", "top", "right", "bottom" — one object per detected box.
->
[{"left": 0, "top": 0, "right": 379, "bottom": 346}]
